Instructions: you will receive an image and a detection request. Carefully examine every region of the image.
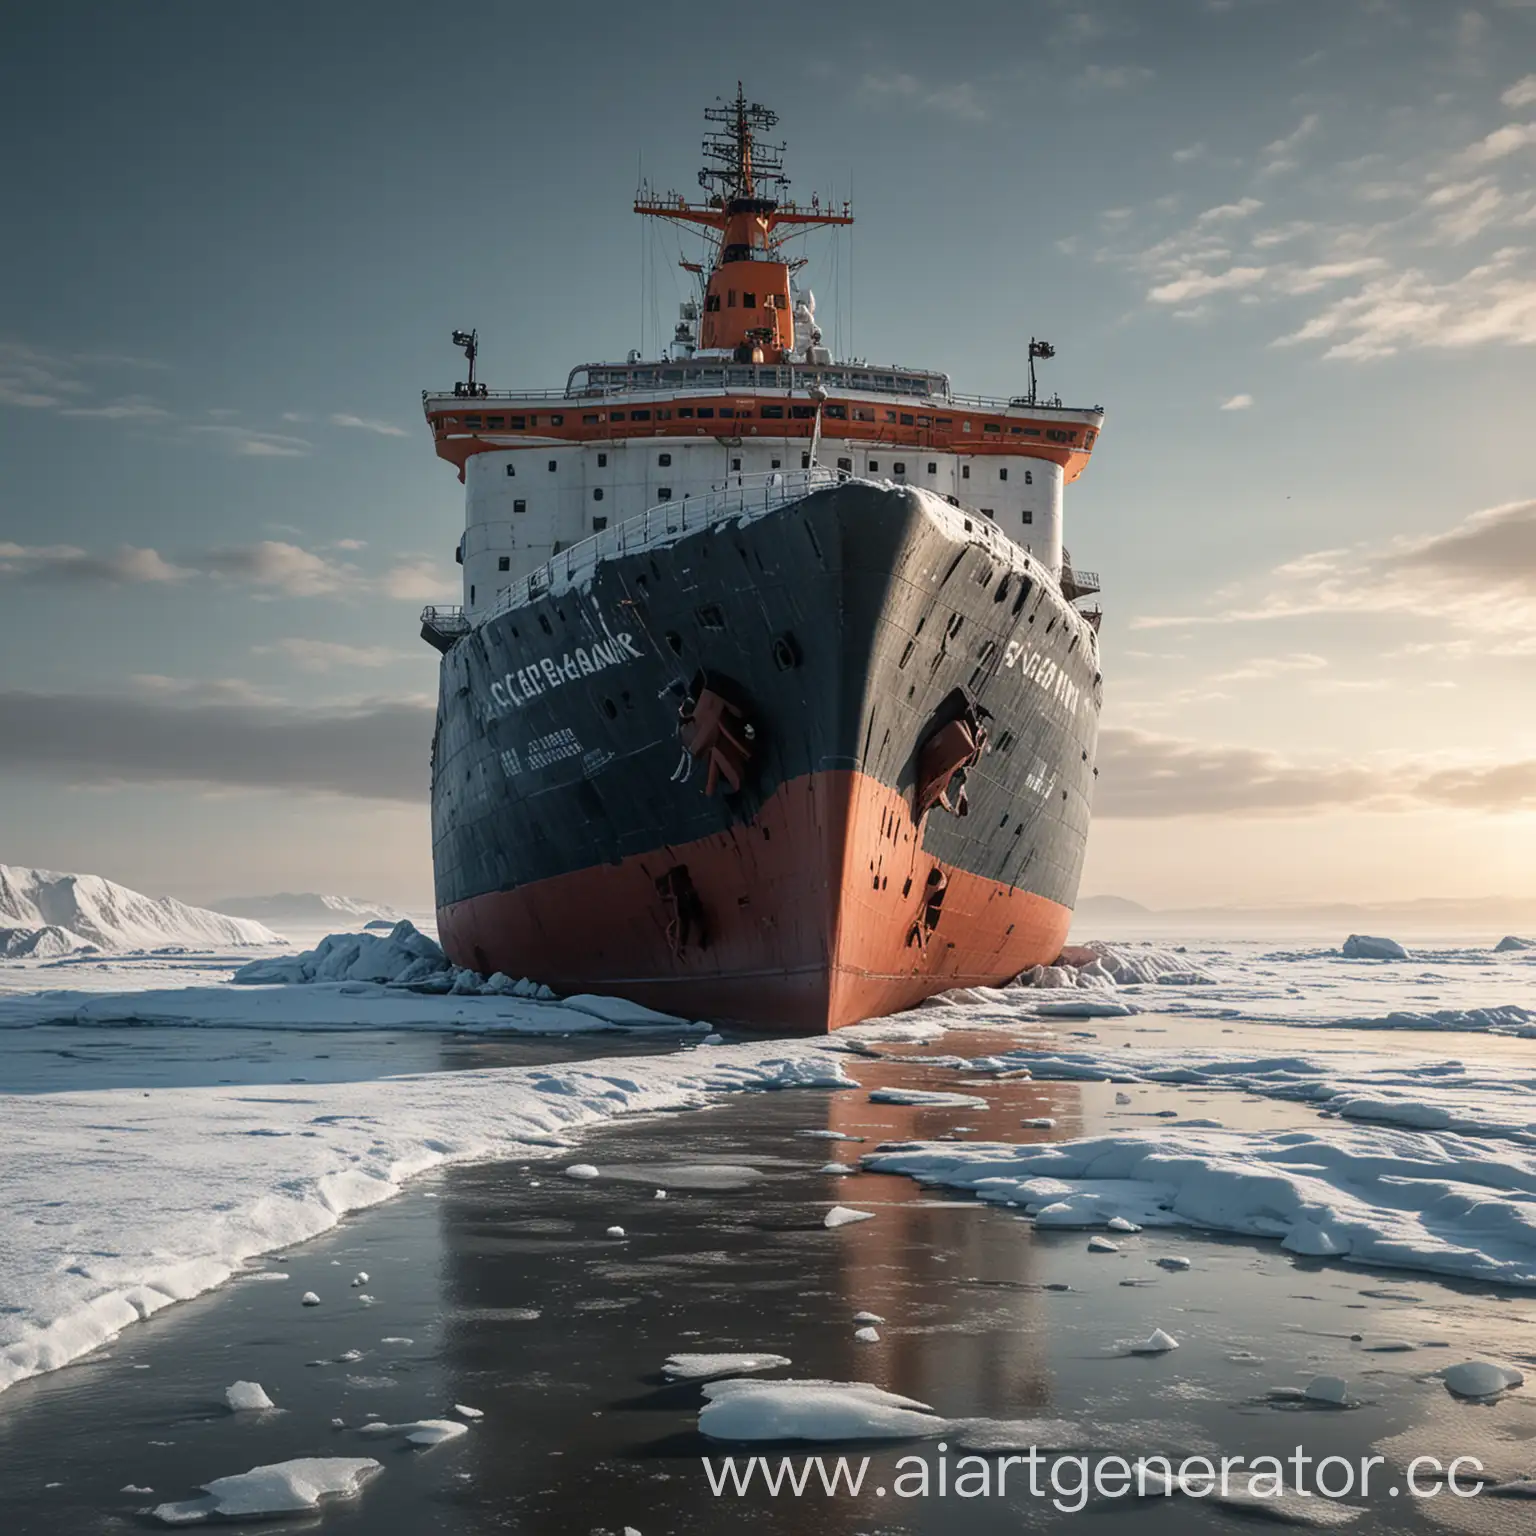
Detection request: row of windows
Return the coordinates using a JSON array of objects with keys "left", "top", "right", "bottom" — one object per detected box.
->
[
  {"left": 442, "top": 406, "right": 1064, "bottom": 439},
  {"left": 507, "top": 454, "right": 1031, "bottom": 482}
]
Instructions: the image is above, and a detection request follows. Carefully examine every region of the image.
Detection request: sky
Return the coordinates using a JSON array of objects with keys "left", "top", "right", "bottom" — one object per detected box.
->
[{"left": 1, "top": 0, "right": 1533, "bottom": 912}]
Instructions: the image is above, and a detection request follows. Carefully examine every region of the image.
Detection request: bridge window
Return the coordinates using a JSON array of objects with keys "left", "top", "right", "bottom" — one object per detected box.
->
[
  {"left": 852, "top": 407, "right": 874, "bottom": 422},
  {"left": 658, "top": 452, "right": 671, "bottom": 466},
  {"left": 657, "top": 488, "right": 672, "bottom": 500},
  {"left": 981, "top": 508, "right": 994, "bottom": 520},
  {"left": 584, "top": 414, "right": 600, "bottom": 424},
  {"left": 548, "top": 460, "right": 558, "bottom": 472},
  {"left": 961, "top": 465, "right": 970, "bottom": 479},
  {"left": 465, "top": 415, "right": 482, "bottom": 429},
  {"left": 597, "top": 452, "right": 607, "bottom": 466},
  {"left": 610, "top": 411, "right": 626, "bottom": 422},
  {"left": 900, "top": 413, "right": 914, "bottom": 426},
  {"left": 510, "top": 415, "right": 526, "bottom": 429},
  {"left": 771, "top": 458, "right": 781, "bottom": 469},
  {"left": 837, "top": 457, "right": 852, "bottom": 471},
  {"left": 999, "top": 467, "right": 1008, "bottom": 481},
  {"left": 705, "top": 294, "right": 720, "bottom": 311},
  {"left": 760, "top": 405, "right": 784, "bottom": 418},
  {"left": 893, "top": 462, "right": 906, "bottom": 475},
  {"left": 470, "top": 585, "right": 476, "bottom": 603},
  {"left": 727, "top": 290, "right": 737, "bottom": 308},
  {"left": 1022, "top": 509, "right": 1034, "bottom": 524},
  {"left": 824, "top": 404, "right": 847, "bottom": 419},
  {"left": 514, "top": 499, "right": 527, "bottom": 513},
  {"left": 593, "top": 516, "right": 608, "bottom": 531},
  {"left": 868, "top": 459, "right": 879, "bottom": 472},
  {"left": 550, "top": 414, "right": 564, "bottom": 425},
  {"left": 743, "top": 292, "right": 756, "bottom": 308},
  {"left": 791, "top": 405, "right": 815, "bottom": 419},
  {"left": 498, "top": 556, "right": 510, "bottom": 572},
  {"left": 884, "top": 410, "right": 897, "bottom": 423},
  {"left": 801, "top": 453, "right": 811, "bottom": 468},
  {"left": 731, "top": 457, "right": 742, "bottom": 471},
  {"left": 593, "top": 488, "right": 604, "bottom": 501},
  {"left": 631, "top": 409, "right": 651, "bottom": 421},
  {"left": 984, "top": 423, "right": 1001, "bottom": 434},
  {"left": 678, "top": 407, "right": 695, "bottom": 418},
  {"left": 486, "top": 416, "right": 504, "bottom": 429},
  {"left": 1025, "top": 469, "right": 1033, "bottom": 484},
  {"left": 505, "top": 463, "right": 516, "bottom": 477},
  {"left": 927, "top": 461, "right": 937, "bottom": 473}
]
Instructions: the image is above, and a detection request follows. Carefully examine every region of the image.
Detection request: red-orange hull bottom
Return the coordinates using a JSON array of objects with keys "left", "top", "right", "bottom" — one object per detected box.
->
[{"left": 439, "top": 769, "right": 1071, "bottom": 1034}]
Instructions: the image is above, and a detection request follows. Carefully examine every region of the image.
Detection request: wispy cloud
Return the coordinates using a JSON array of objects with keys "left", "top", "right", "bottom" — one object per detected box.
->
[
  {"left": 1148, "top": 265, "right": 1268, "bottom": 304},
  {"left": 189, "top": 425, "right": 312, "bottom": 458},
  {"left": 1504, "top": 74, "right": 1536, "bottom": 109},
  {"left": 0, "top": 690, "right": 431, "bottom": 802},
  {"left": 857, "top": 72, "right": 987, "bottom": 122},
  {"left": 1258, "top": 112, "right": 1320, "bottom": 175},
  {"left": 58, "top": 395, "right": 171, "bottom": 421},
  {"left": 0, "top": 543, "right": 190, "bottom": 584},
  {"left": 330, "top": 413, "right": 409, "bottom": 438},
  {"left": 1219, "top": 392, "right": 1254, "bottom": 410},
  {"left": 1131, "top": 499, "right": 1536, "bottom": 652},
  {"left": 1096, "top": 728, "right": 1536, "bottom": 817},
  {"left": 1078, "top": 64, "right": 1153, "bottom": 90},
  {"left": 1459, "top": 120, "right": 1536, "bottom": 163},
  {"left": 255, "top": 638, "right": 401, "bottom": 671}
]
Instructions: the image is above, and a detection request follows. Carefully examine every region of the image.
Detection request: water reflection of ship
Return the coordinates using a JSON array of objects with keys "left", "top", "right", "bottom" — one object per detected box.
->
[{"left": 824, "top": 1039, "right": 1088, "bottom": 1419}]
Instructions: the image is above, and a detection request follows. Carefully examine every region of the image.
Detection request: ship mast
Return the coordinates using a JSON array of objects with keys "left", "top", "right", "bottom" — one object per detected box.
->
[{"left": 634, "top": 84, "right": 852, "bottom": 363}]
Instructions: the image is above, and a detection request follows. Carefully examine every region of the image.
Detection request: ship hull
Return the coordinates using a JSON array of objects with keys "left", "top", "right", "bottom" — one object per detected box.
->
[{"left": 431, "top": 481, "right": 1101, "bottom": 1032}]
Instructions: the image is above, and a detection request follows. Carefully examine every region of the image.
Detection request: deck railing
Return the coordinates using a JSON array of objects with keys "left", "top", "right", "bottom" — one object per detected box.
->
[{"left": 476, "top": 467, "right": 840, "bottom": 624}]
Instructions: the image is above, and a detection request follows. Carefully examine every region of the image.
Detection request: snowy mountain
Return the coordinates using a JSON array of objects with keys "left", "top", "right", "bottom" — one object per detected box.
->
[
  {"left": 0, "top": 866, "right": 279, "bottom": 954},
  {"left": 211, "top": 892, "right": 412, "bottom": 929}
]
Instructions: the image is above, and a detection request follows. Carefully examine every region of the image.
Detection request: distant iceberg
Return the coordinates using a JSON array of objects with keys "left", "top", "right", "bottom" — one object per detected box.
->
[{"left": 1342, "top": 934, "right": 1409, "bottom": 960}]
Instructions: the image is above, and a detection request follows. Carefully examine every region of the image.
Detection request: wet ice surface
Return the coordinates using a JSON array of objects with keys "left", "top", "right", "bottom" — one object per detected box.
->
[{"left": 5, "top": 1028, "right": 1536, "bottom": 1534}]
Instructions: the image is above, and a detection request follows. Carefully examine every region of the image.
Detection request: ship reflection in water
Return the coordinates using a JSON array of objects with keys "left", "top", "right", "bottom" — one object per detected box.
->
[{"left": 429, "top": 1036, "right": 1107, "bottom": 1534}]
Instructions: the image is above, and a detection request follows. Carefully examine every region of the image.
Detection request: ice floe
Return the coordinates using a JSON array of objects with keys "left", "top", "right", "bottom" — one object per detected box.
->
[
  {"left": 150, "top": 1457, "right": 381, "bottom": 1524},
  {"left": 698, "top": 1378, "right": 943, "bottom": 1441},
  {"left": 662, "top": 1352, "right": 791, "bottom": 1380},
  {"left": 823, "top": 1206, "right": 874, "bottom": 1229},
  {"left": 224, "top": 1380, "right": 274, "bottom": 1411},
  {"left": 1341, "top": 934, "right": 1409, "bottom": 961},
  {"left": 1441, "top": 1359, "right": 1524, "bottom": 1397},
  {"left": 357, "top": 1418, "right": 468, "bottom": 1447},
  {"left": 0, "top": 1041, "right": 852, "bottom": 1393},
  {"left": 1130, "top": 1328, "right": 1179, "bottom": 1355},
  {"left": 867, "top": 1087, "right": 989, "bottom": 1109}
]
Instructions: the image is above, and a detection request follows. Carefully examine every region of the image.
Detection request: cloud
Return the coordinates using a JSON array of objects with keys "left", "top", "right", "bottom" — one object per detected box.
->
[
  {"left": 255, "top": 639, "right": 401, "bottom": 671},
  {"left": 1460, "top": 121, "right": 1536, "bottom": 163},
  {"left": 1171, "top": 142, "right": 1207, "bottom": 163},
  {"left": 0, "top": 543, "right": 191, "bottom": 584},
  {"left": 1132, "top": 499, "right": 1536, "bottom": 649},
  {"left": 1195, "top": 198, "right": 1264, "bottom": 224},
  {"left": 1259, "top": 113, "right": 1320, "bottom": 174},
  {"left": 1210, "top": 652, "right": 1326, "bottom": 682},
  {"left": 1273, "top": 247, "right": 1536, "bottom": 358},
  {"left": 189, "top": 425, "right": 311, "bottom": 458},
  {"left": 0, "top": 340, "right": 168, "bottom": 417},
  {"left": 1148, "top": 265, "right": 1268, "bottom": 303},
  {"left": 857, "top": 73, "right": 987, "bottom": 122},
  {"left": 1219, "top": 393, "right": 1254, "bottom": 410},
  {"left": 58, "top": 395, "right": 170, "bottom": 421},
  {"left": 330, "top": 413, "right": 409, "bottom": 438},
  {"left": 1504, "top": 74, "right": 1536, "bottom": 108},
  {"left": 1095, "top": 728, "right": 1536, "bottom": 817},
  {"left": 128, "top": 674, "right": 281, "bottom": 706},
  {"left": 198, "top": 540, "right": 351, "bottom": 597},
  {"left": 1078, "top": 64, "right": 1154, "bottom": 90},
  {"left": 376, "top": 558, "right": 459, "bottom": 603},
  {"left": 0, "top": 691, "right": 430, "bottom": 802}
]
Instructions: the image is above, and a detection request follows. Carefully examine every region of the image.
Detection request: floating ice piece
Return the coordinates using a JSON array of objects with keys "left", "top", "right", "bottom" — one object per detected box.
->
[
  {"left": 605, "top": 1226, "right": 626, "bottom": 1238},
  {"left": 356, "top": 1294, "right": 376, "bottom": 1305},
  {"left": 701, "top": 1033, "right": 724, "bottom": 1045},
  {"left": 351, "top": 1272, "right": 369, "bottom": 1286},
  {"left": 1155, "top": 1257, "right": 1191, "bottom": 1271},
  {"left": 1341, "top": 934, "right": 1409, "bottom": 961},
  {"left": 1305, "top": 1375, "right": 1348, "bottom": 1405},
  {"left": 654, "top": 1189, "right": 667, "bottom": 1199},
  {"left": 224, "top": 1381, "right": 274, "bottom": 1412},
  {"left": 565, "top": 1164, "right": 600, "bottom": 1180},
  {"left": 950, "top": 1417, "right": 1093, "bottom": 1452},
  {"left": 335, "top": 1350, "right": 363, "bottom": 1363},
  {"left": 123, "top": 1483, "right": 154, "bottom": 1493},
  {"left": 1495, "top": 935, "right": 1535, "bottom": 953},
  {"left": 380, "top": 1337, "right": 412, "bottom": 1346},
  {"left": 824, "top": 1206, "right": 874, "bottom": 1229},
  {"left": 1107, "top": 1216, "right": 1141, "bottom": 1233},
  {"left": 1035, "top": 1000, "right": 1137, "bottom": 1018},
  {"left": 357, "top": 1418, "right": 468, "bottom": 1447},
  {"left": 868, "top": 1088, "right": 989, "bottom": 1109},
  {"left": 1021, "top": 1117, "right": 1056, "bottom": 1129},
  {"left": 854, "top": 1326, "right": 880, "bottom": 1343},
  {"left": 819, "top": 1163, "right": 855, "bottom": 1175},
  {"left": 663, "top": 1352, "right": 792, "bottom": 1380},
  {"left": 301, "top": 1292, "right": 320, "bottom": 1307},
  {"left": 1115, "top": 1092, "right": 1133, "bottom": 1105},
  {"left": 1442, "top": 1360, "right": 1524, "bottom": 1397},
  {"left": 1087, "top": 1236, "right": 1119, "bottom": 1253},
  {"left": 1130, "top": 1328, "right": 1179, "bottom": 1355},
  {"left": 330, "top": 1417, "right": 345, "bottom": 1428},
  {"left": 150, "top": 1458, "right": 381, "bottom": 1525},
  {"left": 698, "top": 1378, "right": 944, "bottom": 1442},
  {"left": 797, "top": 1130, "right": 864, "bottom": 1141},
  {"left": 852, "top": 1311, "right": 884, "bottom": 1325},
  {"left": 453, "top": 1404, "right": 484, "bottom": 1420}
]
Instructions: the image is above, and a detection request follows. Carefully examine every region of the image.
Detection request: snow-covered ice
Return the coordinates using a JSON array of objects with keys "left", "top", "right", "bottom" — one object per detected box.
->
[
  {"left": 1342, "top": 934, "right": 1409, "bottom": 961},
  {"left": 223, "top": 1380, "right": 274, "bottom": 1411},
  {"left": 357, "top": 1418, "right": 468, "bottom": 1447},
  {"left": 0, "top": 1042, "right": 852, "bottom": 1393},
  {"left": 150, "top": 1457, "right": 381, "bottom": 1524},
  {"left": 565, "top": 1164, "right": 600, "bottom": 1180},
  {"left": 853, "top": 1325, "right": 880, "bottom": 1342},
  {"left": 1130, "top": 1329, "right": 1179, "bottom": 1355},
  {"left": 453, "top": 1404, "right": 484, "bottom": 1419},
  {"left": 662, "top": 1352, "right": 790, "bottom": 1380},
  {"left": 1304, "top": 1375, "right": 1349, "bottom": 1405},
  {"left": 698, "top": 1378, "right": 944, "bottom": 1442},
  {"left": 867, "top": 1087, "right": 989, "bottom": 1108}
]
